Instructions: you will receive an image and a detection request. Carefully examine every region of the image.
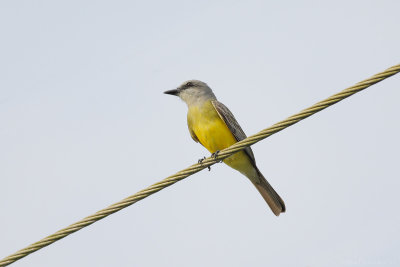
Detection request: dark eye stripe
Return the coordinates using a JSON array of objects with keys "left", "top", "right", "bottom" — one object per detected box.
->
[{"left": 181, "top": 82, "right": 193, "bottom": 90}]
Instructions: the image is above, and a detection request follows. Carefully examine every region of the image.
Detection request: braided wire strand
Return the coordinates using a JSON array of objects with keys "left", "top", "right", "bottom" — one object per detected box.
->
[{"left": 1, "top": 64, "right": 399, "bottom": 266}]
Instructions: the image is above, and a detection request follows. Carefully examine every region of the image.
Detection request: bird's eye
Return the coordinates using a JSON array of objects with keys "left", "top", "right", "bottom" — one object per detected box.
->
[{"left": 186, "top": 82, "right": 193, "bottom": 87}]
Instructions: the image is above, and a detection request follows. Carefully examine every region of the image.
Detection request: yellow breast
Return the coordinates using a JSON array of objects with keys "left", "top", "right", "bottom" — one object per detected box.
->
[
  {"left": 187, "top": 100, "right": 254, "bottom": 176},
  {"left": 188, "top": 100, "right": 237, "bottom": 153}
]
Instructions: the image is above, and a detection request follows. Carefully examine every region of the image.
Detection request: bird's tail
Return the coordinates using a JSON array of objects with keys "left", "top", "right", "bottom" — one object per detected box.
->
[{"left": 251, "top": 167, "right": 286, "bottom": 216}]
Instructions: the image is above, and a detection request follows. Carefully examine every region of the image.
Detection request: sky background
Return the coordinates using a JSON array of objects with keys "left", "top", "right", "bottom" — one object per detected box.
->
[{"left": 1, "top": 1, "right": 400, "bottom": 266}]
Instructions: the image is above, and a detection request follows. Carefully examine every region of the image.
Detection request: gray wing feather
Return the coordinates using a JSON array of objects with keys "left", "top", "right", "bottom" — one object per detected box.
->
[{"left": 211, "top": 100, "right": 256, "bottom": 164}]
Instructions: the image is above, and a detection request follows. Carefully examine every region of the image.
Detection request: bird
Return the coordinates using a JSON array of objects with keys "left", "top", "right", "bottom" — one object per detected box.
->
[{"left": 164, "top": 80, "right": 285, "bottom": 216}]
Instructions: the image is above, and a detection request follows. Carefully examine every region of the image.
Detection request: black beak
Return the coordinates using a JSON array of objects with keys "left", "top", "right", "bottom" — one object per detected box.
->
[{"left": 164, "top": 89, "right": 179, "bottom": 96}]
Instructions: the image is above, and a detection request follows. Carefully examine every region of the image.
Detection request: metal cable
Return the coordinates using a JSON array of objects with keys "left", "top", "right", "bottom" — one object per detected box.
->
[{"left": 1, "top": 64, "right": 399, "bottom": 266}]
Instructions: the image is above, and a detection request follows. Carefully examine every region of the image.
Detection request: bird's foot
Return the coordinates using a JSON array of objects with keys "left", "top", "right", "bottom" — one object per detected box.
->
[
  {"left": 198, "top": 156, "right": 206, "bottom": 164},
  {"left": 211, "top": 150, "right": 223, "bottom": 163},
  {"left": 198, "top": 156, "right": 211, "bottom": 171},
  {"left": 211, "top": 150, "right": 220, "bottom": 159}
]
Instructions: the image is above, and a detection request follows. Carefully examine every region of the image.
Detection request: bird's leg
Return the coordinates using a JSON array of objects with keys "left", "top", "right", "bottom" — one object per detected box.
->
[
  {"left": 211, "top": 150, "right": 223, "bottom": 163},
  {"left": 198, "top": 156, "right": 206, "bottom": 164},
  {"left": 198, "top": 156, "right": 211, "bottom": 171},
  {"left": 211, "top": 150, "right": 220, "bottom": 159}
]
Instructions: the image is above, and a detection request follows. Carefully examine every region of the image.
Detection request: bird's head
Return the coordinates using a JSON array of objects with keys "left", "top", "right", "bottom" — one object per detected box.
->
[{"left": 164, "top": 80, "right": 216, "bottom": 106}]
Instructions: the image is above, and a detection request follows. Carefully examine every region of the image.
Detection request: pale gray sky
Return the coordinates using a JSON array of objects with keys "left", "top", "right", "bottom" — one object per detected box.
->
[{"left": 1, "top": 1, "right": 400, "bottom": 266}]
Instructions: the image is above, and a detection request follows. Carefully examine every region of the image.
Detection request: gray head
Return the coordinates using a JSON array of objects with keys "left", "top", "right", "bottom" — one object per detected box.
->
[{"left": 164, "top": 80, "right": 216, "bottom": 106}]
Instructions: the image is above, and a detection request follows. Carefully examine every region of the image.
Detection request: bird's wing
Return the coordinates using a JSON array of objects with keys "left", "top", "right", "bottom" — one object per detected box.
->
[{"left": 211, "top": 100, "right": 256, "bottom": 164}]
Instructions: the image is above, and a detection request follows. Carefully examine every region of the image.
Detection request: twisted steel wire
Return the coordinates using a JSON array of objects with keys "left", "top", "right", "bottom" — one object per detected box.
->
[{"left": 1, "top": 64, "right": 399, "bottom": 266}]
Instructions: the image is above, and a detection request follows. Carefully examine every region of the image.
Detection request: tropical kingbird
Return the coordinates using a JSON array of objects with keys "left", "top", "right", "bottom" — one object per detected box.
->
[{"left": 164, "top": 80, "right": 285, "bottom": 216}]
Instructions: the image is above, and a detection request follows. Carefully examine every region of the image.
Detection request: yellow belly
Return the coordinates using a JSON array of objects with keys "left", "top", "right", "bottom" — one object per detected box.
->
[{"left": 188, "top": 101, "right": 254, "bottom": 176}]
